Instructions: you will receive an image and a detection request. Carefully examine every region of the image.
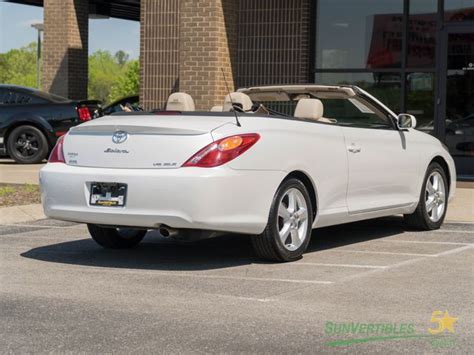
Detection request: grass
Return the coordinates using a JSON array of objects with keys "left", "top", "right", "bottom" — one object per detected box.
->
[{"left": 0, "top": 183, "right": 41, "bottom": 207}]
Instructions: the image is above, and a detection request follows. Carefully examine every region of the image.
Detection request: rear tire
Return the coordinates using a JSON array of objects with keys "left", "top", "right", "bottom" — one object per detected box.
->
[
  {"left": 7, "top": 125, "right": 49, "bottom": 164},
  {"left": 87, "top": 224, "right": 147, "bottom": 249},
  {"left": 404, "top": 162, "right": 448, "bottom": 230},
  {"left": 252, "top": 178, "right": 313, "bottom": 262}
]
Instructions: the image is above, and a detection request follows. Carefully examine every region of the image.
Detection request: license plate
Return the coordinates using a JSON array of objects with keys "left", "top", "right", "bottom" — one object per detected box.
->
[{"left": 90, "top": 183, "right": 127, "bottom": 207}]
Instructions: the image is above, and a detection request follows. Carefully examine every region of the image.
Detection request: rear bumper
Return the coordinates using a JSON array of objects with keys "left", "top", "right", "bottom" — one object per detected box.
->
[{"left": 40, "top": 164, "right": 285, "bottom": 234}]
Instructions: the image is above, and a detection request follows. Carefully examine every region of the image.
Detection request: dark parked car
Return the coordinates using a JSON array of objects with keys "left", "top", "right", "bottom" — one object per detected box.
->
[
  {"left": 103, "top": 95, "right": 140, "bottom": 115},
  {"left": 0, "top": 85, "right": 101, "bottom": 164}
]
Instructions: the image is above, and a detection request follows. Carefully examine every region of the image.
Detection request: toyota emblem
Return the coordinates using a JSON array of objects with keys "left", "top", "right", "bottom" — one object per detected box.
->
[{"left": 112, "top": 131, "right": 129, "bottom": 144}]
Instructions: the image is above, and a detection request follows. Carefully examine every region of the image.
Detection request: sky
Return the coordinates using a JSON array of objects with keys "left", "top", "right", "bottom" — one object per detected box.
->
[{"left": 0, "top": 1, "right": 140, "bottom": 58}]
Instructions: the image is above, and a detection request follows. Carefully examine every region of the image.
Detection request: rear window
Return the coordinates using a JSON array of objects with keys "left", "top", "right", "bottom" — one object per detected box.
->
[
  {"left": 0, "top": 90, "right": 37, "bottom": 105},
  {"left": 28, "top": 89, "right": 70, "bottom": 103},
  {"left": 0, "top": 87, "right": 68, "bottom": 105}
]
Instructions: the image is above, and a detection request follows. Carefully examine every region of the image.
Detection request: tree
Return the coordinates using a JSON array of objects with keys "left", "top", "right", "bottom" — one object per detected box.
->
[
  {"left": 0, "top": 42, "right": 37, "bottom": 88},
  {"left": 88, "top": 50, "right": 139, "bottom": 103},
  {"left": 114, "top": 50, "right": 129, "bottom": 66},
  {"left": 0, "top": 44, "right": 139, "bottom": 104},
  {"left": 108, "top": 59, "right": 140, "bottom": 102}
]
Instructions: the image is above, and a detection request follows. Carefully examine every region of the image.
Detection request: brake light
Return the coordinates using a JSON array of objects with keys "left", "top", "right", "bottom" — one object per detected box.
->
[
  {"left": 183, "top": 133, "right": 260, "bottom": 168},
  {"left": 77, "top": 107, "right": 92, "bottom": 121},
  {"left": 48, "top": 135, "right": 66, "bottom": 163}
]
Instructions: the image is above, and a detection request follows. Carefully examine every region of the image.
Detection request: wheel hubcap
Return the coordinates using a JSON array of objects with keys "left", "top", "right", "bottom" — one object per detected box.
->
[
  {"left": 277, "top": 188, "right": 309, "bottom": 251},
  {"left": 425, "top": 172, "right": 446, "bottom": 222},
  {"left": 15, "top": 133, "right": 39, "bottom": 157}
]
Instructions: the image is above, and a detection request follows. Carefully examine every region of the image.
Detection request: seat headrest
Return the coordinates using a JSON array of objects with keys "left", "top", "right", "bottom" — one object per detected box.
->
[
  {"left": 210, "top": 105, "right": 223, "bottom": 112},
  {"left": 223, "top": 92, "right": 253, "bottom": 112},
  {"left": 294, "top": 98, "right": 324, "bottom": 121},
  {"left": 166, "top": 92, "right": 195, "bottom": 111}
]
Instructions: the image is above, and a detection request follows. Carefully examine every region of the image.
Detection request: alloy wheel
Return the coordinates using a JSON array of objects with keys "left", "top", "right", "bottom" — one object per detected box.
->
[
  {"left": 425, "top": 171, "right": 446, "bottom": 222},
  {"left": 277, "top": 188, "right": 309, "bottom": 251}
]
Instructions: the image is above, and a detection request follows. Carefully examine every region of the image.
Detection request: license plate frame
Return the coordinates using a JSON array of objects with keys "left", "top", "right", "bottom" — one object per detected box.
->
[{"left": 90, "top": 182, "right": 127, "bottom": 207}]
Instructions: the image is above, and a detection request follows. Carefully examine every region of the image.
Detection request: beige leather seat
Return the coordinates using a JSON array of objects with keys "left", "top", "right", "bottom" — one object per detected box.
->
[
  {"left": 166, "top": 92, "right": 195, "bottom": 111},
  {"left": 294, "top": 98, "right": 332, "bottom": 123},
  {"left": 223, "top": 92, "right": 253, "bottom": 112},
  {"left": 210, "top": 105, "right": 223, "bottom": 112}
]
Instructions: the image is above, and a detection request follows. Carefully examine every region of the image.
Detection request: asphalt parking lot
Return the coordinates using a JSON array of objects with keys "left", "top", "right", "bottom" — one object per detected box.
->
[{"left": 1, "top": 217, "right": 473, "bottom": 353}]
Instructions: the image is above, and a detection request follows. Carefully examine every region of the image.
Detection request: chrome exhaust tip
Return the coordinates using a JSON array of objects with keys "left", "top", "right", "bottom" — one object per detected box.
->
[{"left": 159, "top": 226, "right": 179, "bottom": 238}]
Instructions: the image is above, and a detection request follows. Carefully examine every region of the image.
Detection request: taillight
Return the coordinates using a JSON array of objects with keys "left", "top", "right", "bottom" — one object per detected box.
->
[
  {"left": 183, "top": 133, "right": 260, "bottom": 168},
  {"left": 77, "top": 107, "right": 92, "bottom": 121},
  {"left": 48, "top": 135, "right": 66, "bottom": 163}
]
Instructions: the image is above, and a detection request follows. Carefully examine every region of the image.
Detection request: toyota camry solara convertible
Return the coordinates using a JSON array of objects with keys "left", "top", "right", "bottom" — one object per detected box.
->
[{"left": 40, "top": 85, "right": 456, "bottom": 262}]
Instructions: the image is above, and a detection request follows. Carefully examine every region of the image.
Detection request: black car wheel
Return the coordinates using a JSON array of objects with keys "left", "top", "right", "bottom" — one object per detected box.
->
[{"left": 7, "top": 125, "right": 49, "bottom": 164}]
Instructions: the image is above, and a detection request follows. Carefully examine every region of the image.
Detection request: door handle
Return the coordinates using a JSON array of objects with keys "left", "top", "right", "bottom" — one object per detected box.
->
[{"left": 347, "top": 144, "right": 361, "bottom": 153}]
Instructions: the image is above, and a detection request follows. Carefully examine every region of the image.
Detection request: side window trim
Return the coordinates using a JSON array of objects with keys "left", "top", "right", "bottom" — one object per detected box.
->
[{"left": 332, "top": 95, "right": 396, "bottom": 130}]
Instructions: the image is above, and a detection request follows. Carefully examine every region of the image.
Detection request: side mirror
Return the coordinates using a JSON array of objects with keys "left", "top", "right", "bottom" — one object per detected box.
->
[{"left": 396, "top": 114, "right": 417, "bottom": 130}]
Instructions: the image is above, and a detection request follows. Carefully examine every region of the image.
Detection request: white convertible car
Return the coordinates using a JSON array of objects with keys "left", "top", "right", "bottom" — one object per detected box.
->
[{"left": 40, "top": 85, "right": 456, "bottom": 261}]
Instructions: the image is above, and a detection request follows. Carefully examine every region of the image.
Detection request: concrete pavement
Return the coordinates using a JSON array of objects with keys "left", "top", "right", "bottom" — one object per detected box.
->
[
  {"left": 1, "top": 217, "right": 472, "bottom": 353},
  {"left": 0, "top": 159, "right": 44, "bottom": 185}
]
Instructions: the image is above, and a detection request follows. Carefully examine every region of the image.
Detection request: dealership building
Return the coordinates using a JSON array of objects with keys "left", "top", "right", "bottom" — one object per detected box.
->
[{"left": 7, "top": 0, "right": 474, "bottom": 178}]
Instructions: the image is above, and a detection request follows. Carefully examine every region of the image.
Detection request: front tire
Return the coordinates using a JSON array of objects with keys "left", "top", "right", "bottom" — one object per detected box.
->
[
  {"left": 87, "top": 224, "right": 147, "bottom": 249},
  {"left": 252, "top": 178, "right": 313, "bottom": 262},
  {"left": 404, "top": 162, "right": 448, "bottom": 230},
  {"left": 7, "top": 125, "right": 49, "bottom": 164}
]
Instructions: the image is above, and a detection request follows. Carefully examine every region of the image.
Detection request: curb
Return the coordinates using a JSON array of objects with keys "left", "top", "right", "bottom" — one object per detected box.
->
[{"left": 0, "top": 204, "right": 46, "bottom": 224}]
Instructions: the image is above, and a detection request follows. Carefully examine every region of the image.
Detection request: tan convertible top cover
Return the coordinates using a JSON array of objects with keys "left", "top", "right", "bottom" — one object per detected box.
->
[{"left": 238, "top": 85, "right": 356, "bottom": 102}]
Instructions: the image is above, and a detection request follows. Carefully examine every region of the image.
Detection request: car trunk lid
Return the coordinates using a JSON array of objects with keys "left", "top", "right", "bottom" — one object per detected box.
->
[{"left": 63, "top": 115, "right": 233, "bottom": 169}]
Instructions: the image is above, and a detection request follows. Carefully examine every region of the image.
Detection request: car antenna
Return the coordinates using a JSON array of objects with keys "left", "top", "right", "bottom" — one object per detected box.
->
[{"left": 221, "top": 68, "right": 241, "bottom": 127}]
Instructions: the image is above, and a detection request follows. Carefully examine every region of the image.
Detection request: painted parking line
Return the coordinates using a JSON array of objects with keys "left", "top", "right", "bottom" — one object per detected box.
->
[
  {"left": 338, "top": 244, "right": 473, "bottom": 283},
  {"left": 330, "top": 249, "right": 439, "bottom": 257},
  {"left": 380, "top": 239, "right": 472, "bottom": 246},
  {"left": 432, "top": 244, "right": 473, "bottom": 256},
  {"left": 435, "top": 229, "right": 474, "bottom": 234},
  {"left": 77, "top": 266, "right": 336, "bottom": 285},
  {"left": 294, "top": 262, "right": 387, "bottom": 269}
]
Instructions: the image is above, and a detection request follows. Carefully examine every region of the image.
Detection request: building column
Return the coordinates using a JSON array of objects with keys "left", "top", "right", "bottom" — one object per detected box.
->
[
  {"left": 43, "top": 0, "right": 89, "bottom": 100},
  {"left": 140, "top": 0, "right": 238, "bottom": 111},
  {"left": 236, "top": 0, "right": 312, "bottom": 88}
]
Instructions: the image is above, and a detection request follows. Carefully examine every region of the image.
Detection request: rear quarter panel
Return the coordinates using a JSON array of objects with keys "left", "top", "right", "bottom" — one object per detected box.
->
[{"left": 211, "top": 116, "right": 349, "bottom": 219}]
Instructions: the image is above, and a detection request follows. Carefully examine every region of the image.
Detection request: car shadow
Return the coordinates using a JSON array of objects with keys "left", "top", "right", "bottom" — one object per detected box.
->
[{"left": 21, "top": 216, "right": 409, "bottom": 271}]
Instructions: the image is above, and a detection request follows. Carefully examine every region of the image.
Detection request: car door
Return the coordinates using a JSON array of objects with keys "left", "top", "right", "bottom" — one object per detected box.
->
[{"left": 326, "top": 97, "right": 419, "bottom": 213}]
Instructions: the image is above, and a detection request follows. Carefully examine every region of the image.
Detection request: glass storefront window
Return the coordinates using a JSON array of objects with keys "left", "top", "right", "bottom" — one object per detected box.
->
[
  {"left": 316, "top": 0, "right": 403, "bottom": 69},
  {"left": 445, "top": 0, "right": 474, "bottom": 21},
  {"left": 445, "top": 32, "right": 474, "bottom": 176},
  {"left": 406, "top": 73, "right": 436, "bottom": 134},
  {"left": 408, "top": 0, "right": 438, "bottom": 67},
  {"left": 314, "top": 72, "right": 401, "bottom": 113}
]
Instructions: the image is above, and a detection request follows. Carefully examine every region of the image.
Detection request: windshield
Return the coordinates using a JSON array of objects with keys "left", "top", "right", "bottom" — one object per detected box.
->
[{"left": 252, "top": 95, "right": 393, "bottom": 129}]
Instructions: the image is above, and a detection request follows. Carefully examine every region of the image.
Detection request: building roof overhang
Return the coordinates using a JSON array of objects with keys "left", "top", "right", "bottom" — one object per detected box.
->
[{"left": 6, "top": 0, "right": 140, "bottom": 21}]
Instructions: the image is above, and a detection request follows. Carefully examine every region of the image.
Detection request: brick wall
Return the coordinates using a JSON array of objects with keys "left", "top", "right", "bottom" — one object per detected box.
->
[
  {"left": 236, "top": 0, "right": 312, "bottom": 87},
  {"left": 140, "top": 0, "right": 180, "bottom": 111},
  {"left": 179, "top": 0, "right": 238, "bottom": 110},
  {"left": 140, "top": 0, "right": 238, "bottom": 111},
  {"left": 139, "top": 0, "right": 312, "bottom": 110},
  {"left": 43, "top": 0, "right": 89, "bottom": 100}
]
